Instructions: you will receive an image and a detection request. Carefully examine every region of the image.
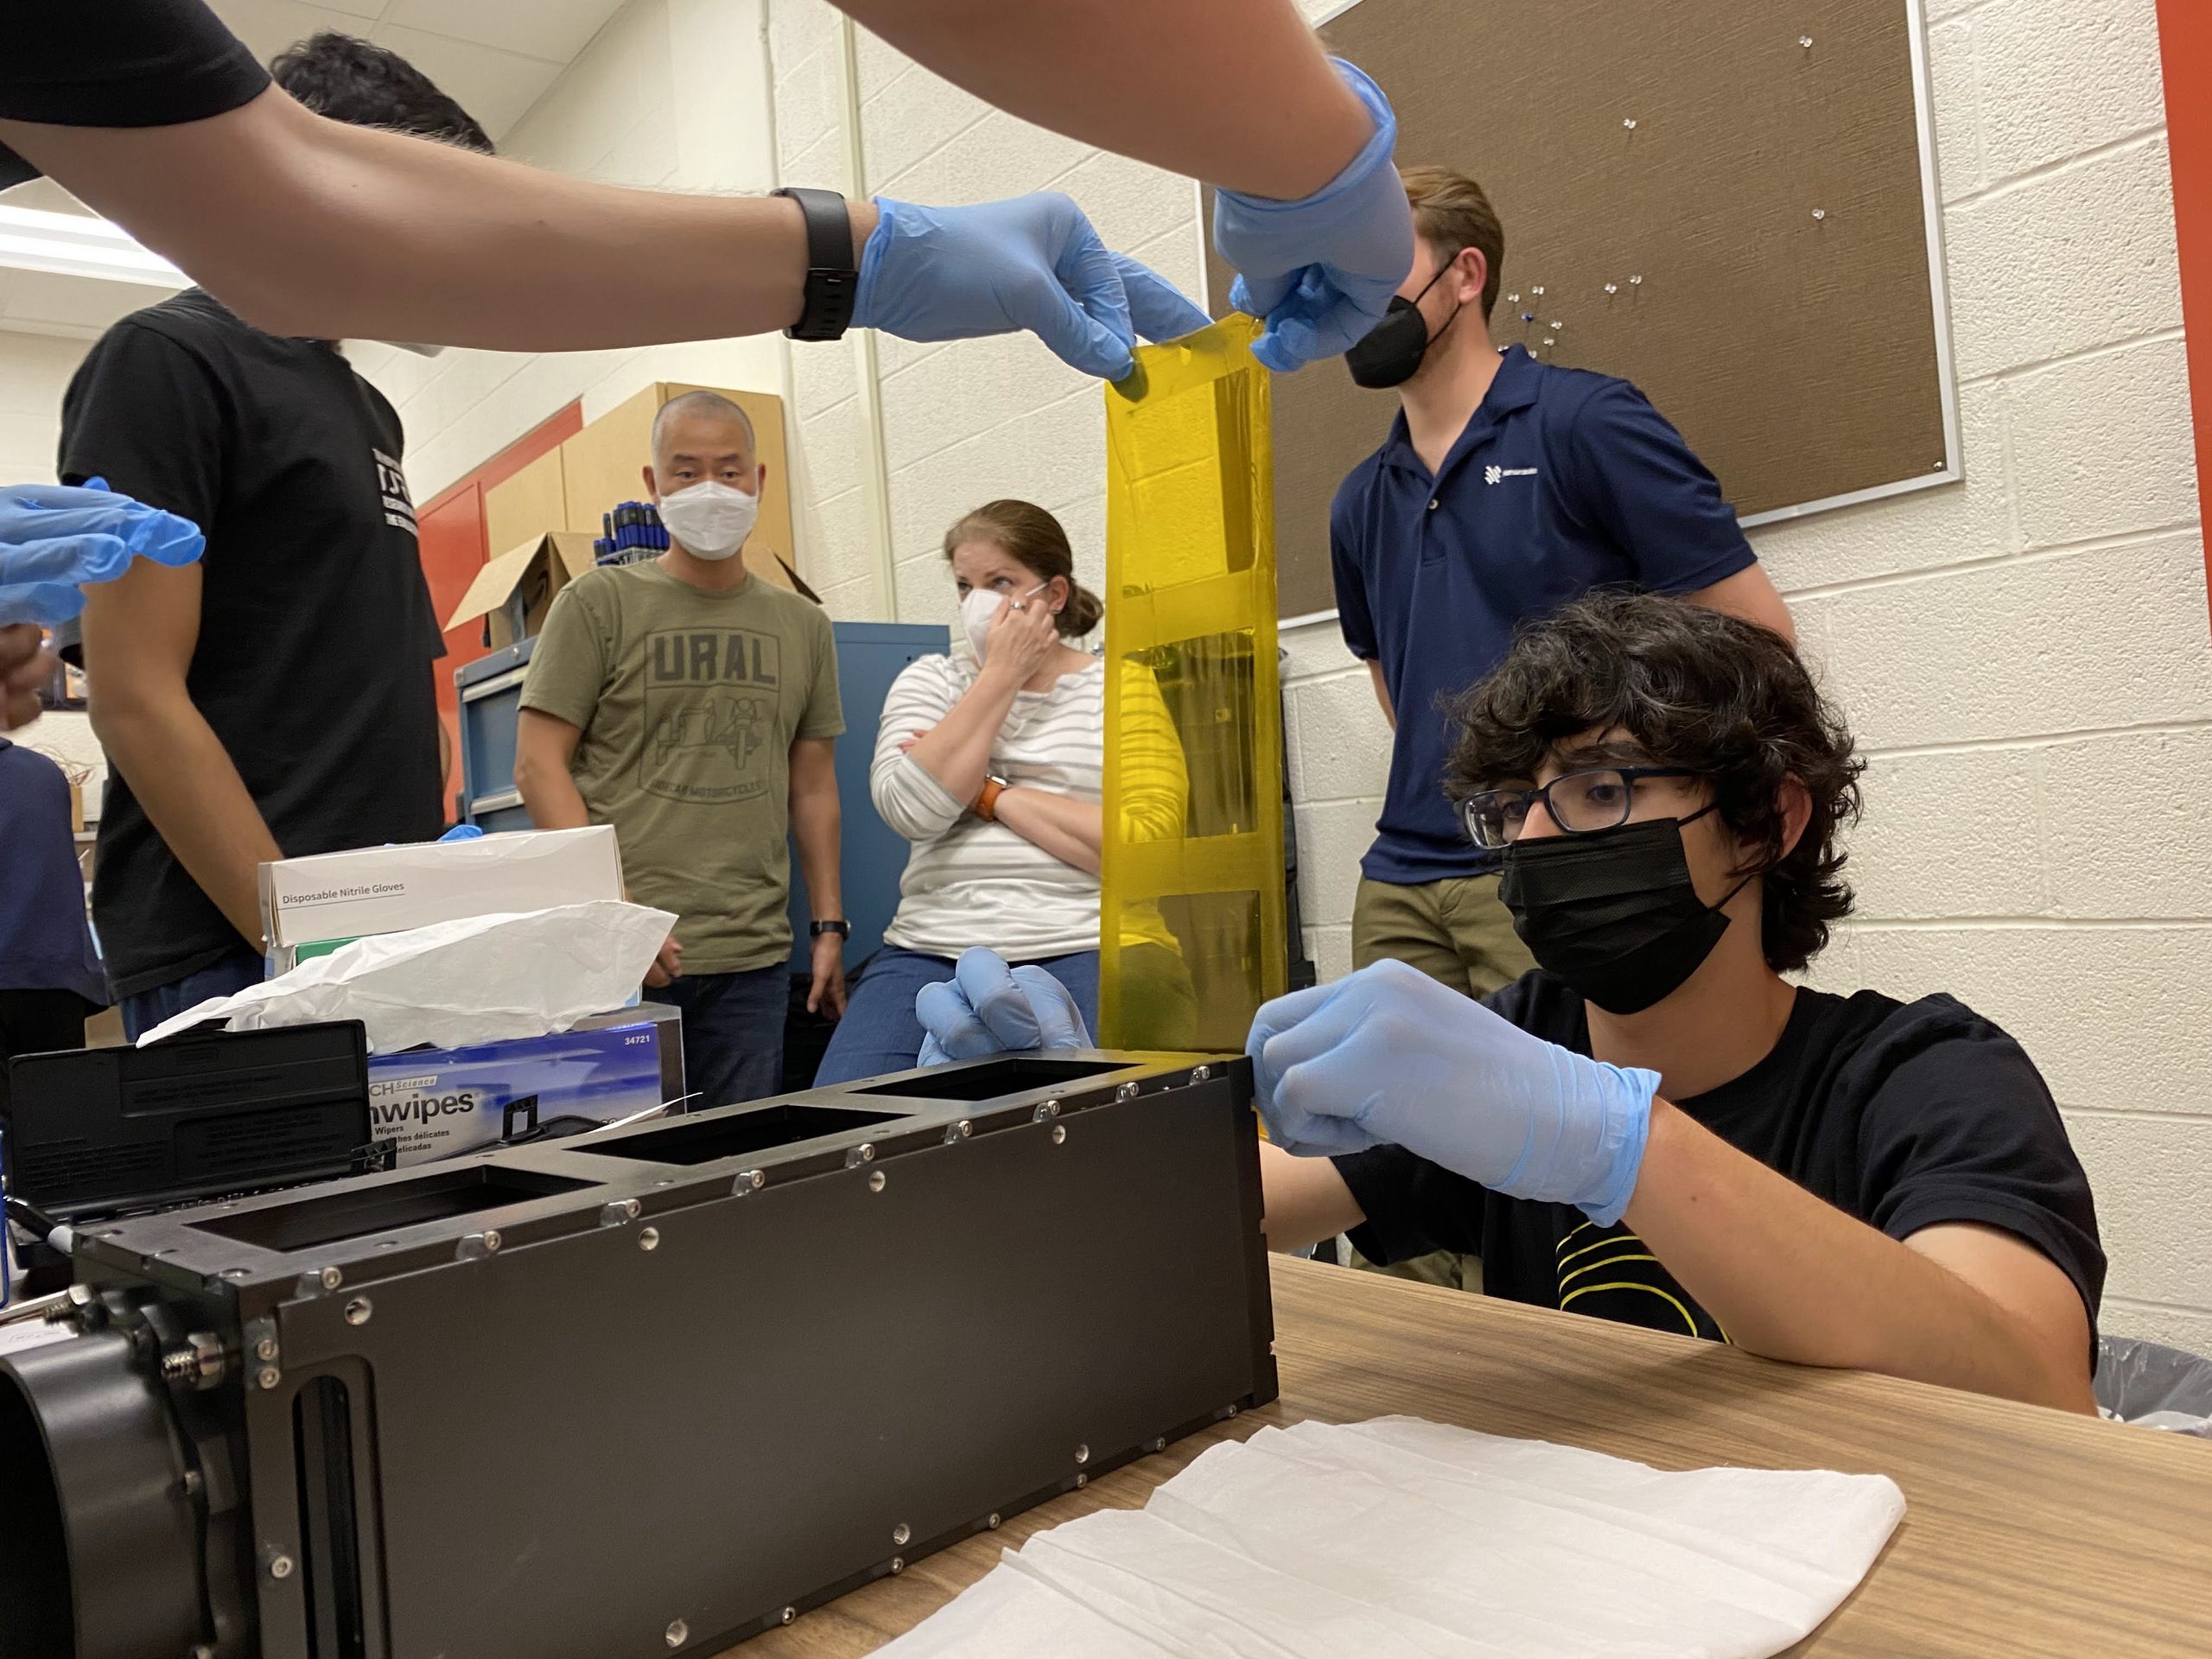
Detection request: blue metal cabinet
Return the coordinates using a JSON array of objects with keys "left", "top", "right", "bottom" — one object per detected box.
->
[
  {"left": 454, "top": 639, "right": 537, "bottom": 834},
  {"left": 454, "top": 620, "right": 947, "bottom": 967}
]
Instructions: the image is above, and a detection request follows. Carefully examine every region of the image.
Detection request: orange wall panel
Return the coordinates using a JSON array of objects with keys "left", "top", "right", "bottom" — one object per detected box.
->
[{"left": 2157, "top": 0, "right": 2212, "bottom": 613}]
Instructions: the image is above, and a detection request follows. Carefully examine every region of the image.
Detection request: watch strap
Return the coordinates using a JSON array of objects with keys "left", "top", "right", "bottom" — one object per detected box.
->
[
  {"left": 772, "top": 187, "right": 857, "bottom": 342},
  {"left": 976, "top": 778, "right": 1007, "bottom": 823},
  {"left": 810, "top": 918, "right": 851, "bottom": 938}
]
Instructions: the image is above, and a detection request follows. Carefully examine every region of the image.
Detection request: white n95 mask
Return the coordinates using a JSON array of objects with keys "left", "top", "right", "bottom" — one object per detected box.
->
[
  {"left": 961, "top": 582, "right": 1046, "bottom": 663},
  {"left": 658, "top": 480, "right": 760, "bottom": 560}
]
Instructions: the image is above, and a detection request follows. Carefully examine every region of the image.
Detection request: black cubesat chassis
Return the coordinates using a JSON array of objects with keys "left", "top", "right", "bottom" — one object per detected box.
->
[{"left": 16, "top": 1050, "right": 1276, "bottom": 1659}]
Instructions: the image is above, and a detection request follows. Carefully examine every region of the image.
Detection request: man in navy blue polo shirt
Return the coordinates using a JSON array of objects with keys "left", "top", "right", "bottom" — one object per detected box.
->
[
  {"left": 1330, "top": 167, "right": 1790, "bottom": 1289},
  {"left": 1333, "top": 164, "right": 1792, "bottom": 1006}
]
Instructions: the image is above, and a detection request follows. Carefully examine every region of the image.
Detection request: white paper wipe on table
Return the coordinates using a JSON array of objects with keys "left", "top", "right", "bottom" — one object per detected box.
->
[{"left": 879, "top": 1417, "right": 1904, "bottom": 1658}]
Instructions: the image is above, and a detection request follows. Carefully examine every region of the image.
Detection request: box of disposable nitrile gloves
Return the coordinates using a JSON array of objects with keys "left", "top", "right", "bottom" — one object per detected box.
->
[
  {"left": 259, "top": 825, "right": 624, "bottom": 972},
  {"left": 365, "top": 1004, "right": 684, "bottom": 1166}
]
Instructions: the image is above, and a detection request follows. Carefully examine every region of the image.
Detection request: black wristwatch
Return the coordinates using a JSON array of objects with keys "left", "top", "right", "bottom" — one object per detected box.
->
[
  {"left": 772, "top": 187, "right": 858, "bottom": 342},
  {"left": 810, "top": 919, "right": 851, "bottom": 939}
]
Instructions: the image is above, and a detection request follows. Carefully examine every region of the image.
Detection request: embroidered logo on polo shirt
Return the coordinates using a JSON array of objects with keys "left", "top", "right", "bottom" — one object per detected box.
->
[{"left": 1484, "top": 465, "right": 1540, "bottom": 486}]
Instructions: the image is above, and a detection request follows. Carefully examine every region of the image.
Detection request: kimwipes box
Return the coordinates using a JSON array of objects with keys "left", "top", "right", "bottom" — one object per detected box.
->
[
  {"left": 258, "top": 825, "right": 625, "bottom": 971},
  {"left": 367, "top": 1004, "right": 684, "bottom": 1166}
]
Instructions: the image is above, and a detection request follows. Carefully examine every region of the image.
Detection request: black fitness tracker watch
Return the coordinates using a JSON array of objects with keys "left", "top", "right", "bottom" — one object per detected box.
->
[
  {"left": 772, "top": 187, "right": 858, "bottom": 342},
  {"left": 810, "top": 919, "right": 852, "bottom": 939}
]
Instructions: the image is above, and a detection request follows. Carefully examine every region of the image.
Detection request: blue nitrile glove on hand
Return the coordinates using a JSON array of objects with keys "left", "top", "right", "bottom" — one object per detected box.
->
[
  {"left": 0, "top": 478, "right": 205, "bottom": 626},
  {"left": 1247, "top": 958, "right": 1659, "bottom": 1227},
  {"left": 854, "top": 193, "right": 1212, "bottom": 381},
  {"left": 1214, "top": 60, "right": 1413, "bottom": 375},
  {"left": 437, "top": 823, "right": 486, "bottom": 842},
  {"left": 915, "top": 946, "right": 1090, "bottom": 1067}
]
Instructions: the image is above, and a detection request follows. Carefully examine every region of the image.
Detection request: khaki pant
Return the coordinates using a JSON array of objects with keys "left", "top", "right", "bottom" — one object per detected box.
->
[
  {"left": 1343, "top": 874, "right": 1535, "bottom": 1294},
  {"left": 1351, "top": 872, "right": 1534, "bottom": 997}
]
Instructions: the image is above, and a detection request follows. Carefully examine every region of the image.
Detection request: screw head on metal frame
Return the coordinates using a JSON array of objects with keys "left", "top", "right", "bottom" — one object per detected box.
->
[
  {"left": 254, "top": 1336, "right": 279, "bottom": 1362},
  {"left": 318, "top": 1267, "right": 342, "bottom": 1291},
  {"left": 256, "top": 1367, "right": 281, "bottom": 1391},
  {"left": 1050, "top": 1124, "right": 1067, "bottom": 1145},
  {"left": 781, "top": 1607, "right": 797, "bottom": 1626},
  {"left": 893, "top": 1522, "right": 912, "bottom": 1547},
  {"left": 1075, "top": 1444, "right": 1090, "bottom": 1465},
  {"left": 343, "top": 1297, "right": 372, "bottom": 1326},
  {"left": 266, "top": 1552, "right": 295, "bottom": 1581},
  {"left": 665, "top": 1618, "right": 689, "bottom": 1649},
  {"left": 868, "top": 1170, "right": 887, "bottom": 1193}
]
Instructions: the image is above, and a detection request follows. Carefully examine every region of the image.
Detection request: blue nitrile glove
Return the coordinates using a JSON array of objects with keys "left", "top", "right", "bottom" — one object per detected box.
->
[
  {"left": 854, "top": 193, "right": 1211, "bottom": 380},
  {"left": 438, "top": 823, "right": 486, "bottom": 842},
  {"left": 1213, "top": 59, "right": 1414, "bottom": 374},
  {"left": 915, "top": 946, "right": 1091, "bottom": 1067},
  {"left": 0, "top": 478, "right": 204, "bottom": 626},
  {"left": 1246, "top": 958, "right": 1659, "bottom": 1227},
  {"left": 1112, "top": 252, "right": 1214, "bottom": 346}
]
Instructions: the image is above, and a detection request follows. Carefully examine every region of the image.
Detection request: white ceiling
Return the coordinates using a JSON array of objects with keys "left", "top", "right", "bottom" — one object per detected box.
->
[{"left": 0, "top": 0, "right": 630, "bottom": 340}]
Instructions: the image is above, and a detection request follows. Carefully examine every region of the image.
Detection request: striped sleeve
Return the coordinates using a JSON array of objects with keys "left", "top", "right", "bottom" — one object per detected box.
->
[
  {"left": 1117, "top": 658, "right": 1187, "bottom": 843},
  {"left": 870, "top": 657, "right": 967, "bottom": 842}
]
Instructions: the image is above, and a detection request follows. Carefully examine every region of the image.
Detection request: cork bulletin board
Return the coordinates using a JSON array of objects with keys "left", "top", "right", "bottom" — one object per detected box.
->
[{"left": 1203, "top": 0, "right": 1960, "bottom": 620}]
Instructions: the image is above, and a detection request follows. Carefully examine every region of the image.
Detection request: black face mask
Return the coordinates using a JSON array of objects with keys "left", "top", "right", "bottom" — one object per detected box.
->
[
  {"left": 1344, "top": 265, "right": 1460, "bottom": 389},
  {"left": 1497, "top": 812, "right": 1753, "bottom": 1015}
]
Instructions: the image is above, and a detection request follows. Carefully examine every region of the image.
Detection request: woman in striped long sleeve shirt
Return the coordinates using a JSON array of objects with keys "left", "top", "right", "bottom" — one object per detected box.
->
[{"left": 813, "top": 500, "right": 1192, "bottom": 1084}]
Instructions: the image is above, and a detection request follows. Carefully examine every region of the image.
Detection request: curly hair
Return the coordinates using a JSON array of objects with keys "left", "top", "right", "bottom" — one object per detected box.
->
[{"left": 1446, "top": 592, "right": 1863, "bottom": 973}]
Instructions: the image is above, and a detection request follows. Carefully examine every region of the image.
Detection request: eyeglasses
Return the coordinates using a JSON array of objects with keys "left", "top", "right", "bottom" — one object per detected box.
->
[{"left": 1462, "top": 767, "right": 1703, "bottom": 849}]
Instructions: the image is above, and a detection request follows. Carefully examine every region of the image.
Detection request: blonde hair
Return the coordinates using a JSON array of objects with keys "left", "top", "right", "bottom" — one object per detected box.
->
[{"left": 1400, "top": 164, "right": 1505, "bottom": 320}]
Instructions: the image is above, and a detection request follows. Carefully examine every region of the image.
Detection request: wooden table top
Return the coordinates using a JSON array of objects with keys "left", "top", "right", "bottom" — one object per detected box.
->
[{"left": 732, "top": 1255, "right": 2212, "bottom": 1657}]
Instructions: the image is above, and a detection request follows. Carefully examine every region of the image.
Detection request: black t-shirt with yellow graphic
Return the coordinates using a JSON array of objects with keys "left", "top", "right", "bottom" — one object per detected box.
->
[{"left": 1334, "top": 972, "right": 2105, "bottom": 1346}]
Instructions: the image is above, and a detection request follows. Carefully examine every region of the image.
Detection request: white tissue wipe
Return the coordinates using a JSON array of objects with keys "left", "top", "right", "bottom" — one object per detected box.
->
[
  {"left": 877, "top": 1416, "right": 1904, "bottom": 1659},
  {"left": 134, "top": 901, "right": 678, "bottom": 1054}
]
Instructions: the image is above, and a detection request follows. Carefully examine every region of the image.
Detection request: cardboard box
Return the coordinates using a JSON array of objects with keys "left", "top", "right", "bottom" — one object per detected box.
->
[
  {"left": 367, "top": 1004, "right": 684, "bottom": 1166},
  {"left": 259, "top": 824, "right": 624, "bottom": 969},
  {"left": 442, "top": 531, "right": 599, "bottom": 650}
]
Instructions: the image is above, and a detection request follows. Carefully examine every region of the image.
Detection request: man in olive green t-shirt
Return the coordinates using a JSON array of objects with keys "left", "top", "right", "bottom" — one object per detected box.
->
[{"left": 514, "top": 391, "right": 846, "bottom": 1107}]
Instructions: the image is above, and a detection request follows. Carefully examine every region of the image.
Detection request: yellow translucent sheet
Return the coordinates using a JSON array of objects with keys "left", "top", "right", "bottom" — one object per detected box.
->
[{"left": 1099, "top": 315, "right": 1286, "bottom": 1052}]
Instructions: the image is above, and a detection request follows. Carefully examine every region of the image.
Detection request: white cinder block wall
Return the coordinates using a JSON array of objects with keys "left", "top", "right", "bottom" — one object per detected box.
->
[
  {"left": 766, "top": 0, "right": 2212, "bottom": 1355},
  {"left": 351, "top": 0, "right": 788, "bottom": 505}
]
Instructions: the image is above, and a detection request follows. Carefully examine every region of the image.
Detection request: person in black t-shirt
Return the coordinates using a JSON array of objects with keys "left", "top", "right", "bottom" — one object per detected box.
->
[
  {"left": 916, "top": 594, "right": 2104, "bottom": 1413},
  {"left": 61, "top": 35, "right": 486, "bottom": 1038}
]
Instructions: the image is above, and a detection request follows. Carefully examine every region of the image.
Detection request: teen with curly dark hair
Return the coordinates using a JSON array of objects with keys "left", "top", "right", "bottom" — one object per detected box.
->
[{"left": 920, "top": 594, "right": 2106, "bottom": 1411}]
